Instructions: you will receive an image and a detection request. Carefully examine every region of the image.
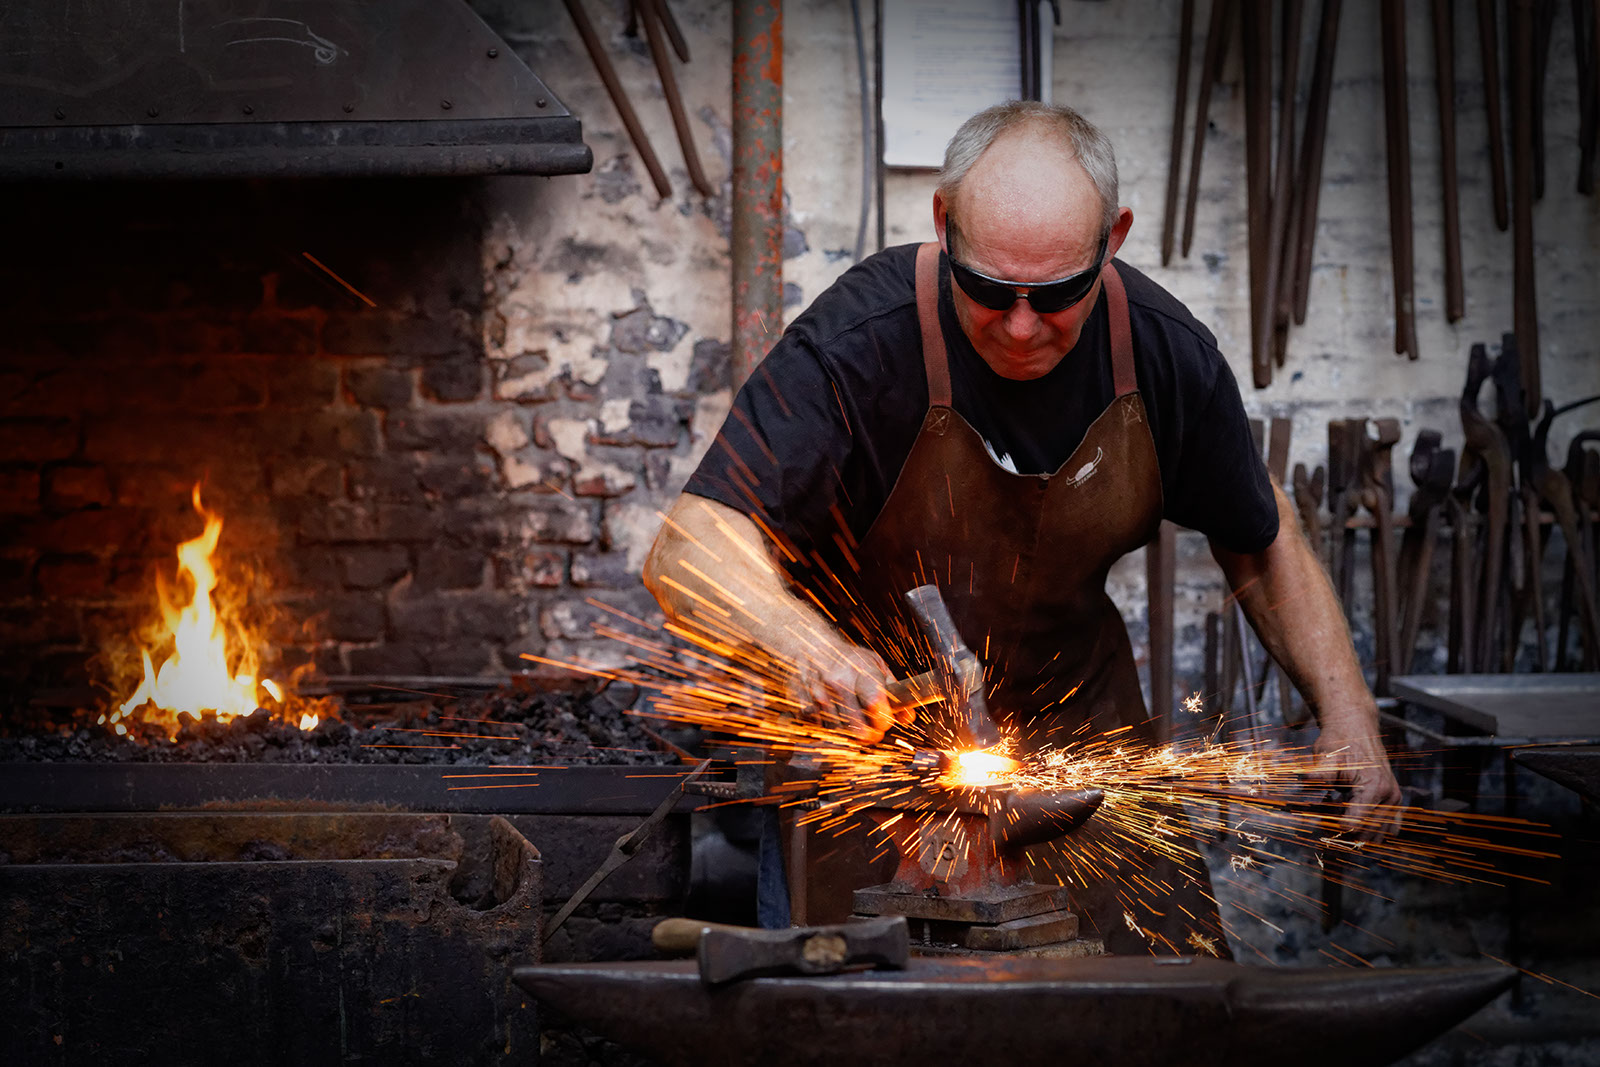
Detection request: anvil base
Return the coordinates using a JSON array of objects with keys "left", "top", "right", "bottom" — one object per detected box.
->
[{"left": 854, "top": 879, "right": 1102, "bottom": 953}]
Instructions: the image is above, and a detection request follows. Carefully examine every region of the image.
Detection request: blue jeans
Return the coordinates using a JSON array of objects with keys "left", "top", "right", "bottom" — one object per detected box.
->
[{"left": 755, "top": 805, "right": 791, "bottom": 928}]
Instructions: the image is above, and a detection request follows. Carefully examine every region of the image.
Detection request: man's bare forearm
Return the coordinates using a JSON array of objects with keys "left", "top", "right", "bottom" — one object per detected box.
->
[
  {"left": 643, "top": 493, "right": 844, "bottom": 663},
  {"left": 1209, "top": 484, "right": 1378, "bottom": 731},
  {"left": 644, "top": 493, "right": 898, "bottom": 737}
]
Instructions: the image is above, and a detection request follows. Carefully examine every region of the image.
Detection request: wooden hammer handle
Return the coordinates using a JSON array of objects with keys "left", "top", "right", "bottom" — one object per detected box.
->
[{"left": 653, "top": 918, "right": 739, "bottom": 954}]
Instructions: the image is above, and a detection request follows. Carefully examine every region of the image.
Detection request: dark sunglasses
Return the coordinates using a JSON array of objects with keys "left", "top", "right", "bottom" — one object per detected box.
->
[{"left": 945, "top": 224, "right": 1109, "bottom": 314}]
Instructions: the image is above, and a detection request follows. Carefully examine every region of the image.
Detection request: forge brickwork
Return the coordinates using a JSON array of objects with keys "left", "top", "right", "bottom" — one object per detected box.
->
[
  {"left": 0, "top": 177, "right": 728, "bottom": 696},
  {"left": 0, "top": 1, "right": 739, "bottom": 704}
]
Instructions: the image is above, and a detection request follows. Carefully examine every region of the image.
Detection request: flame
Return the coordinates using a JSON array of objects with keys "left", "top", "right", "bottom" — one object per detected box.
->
[
  {"left": 107, "top": 485, "right": 298, "bottom": 739},
  {"left": 940, "top": 747, "right": 1021, "bottom": 788}
]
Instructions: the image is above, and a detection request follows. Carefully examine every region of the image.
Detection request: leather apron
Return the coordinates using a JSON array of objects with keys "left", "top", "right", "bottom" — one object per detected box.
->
[{"left": 790, "top": 243, "right": 1229, "bottom": 957}]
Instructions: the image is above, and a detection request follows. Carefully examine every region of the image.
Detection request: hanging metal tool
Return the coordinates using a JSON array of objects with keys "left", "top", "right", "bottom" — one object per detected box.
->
[
  {"left": 544, "top": 758, "right": 713, "bottom": 942},
  {"left": 1290, "top": 0, "right": 1343, "bottom": 326},
  {"left": 563, "top": 0, "right": 673, "bottom": 199},
  {"left": 1431, "top": 0, "right": 1465, "bottom": 322},
  {"left": 1242, "top": 0, "right": 1274, "bottom": 387},
  {"left": 1510, "top": 0, "right": 1543, "bottom": 415},
  {"left": 1380, "top": 0, "right": 1418, "bottom": 361},
  {"left": 1360, "top": 419, "right": 1403, "bottom": 695},
  {"left": 1265, "top": 1, "right": 1304, "bottom": 369},
  {"left": 1397, "top": 430, "right": 1456, "bottom": 674},
  {"left": 1182, "top": 0, "right": 1236, "bottom": 258},
  {"left": 638, "top": 0, "right": 716, "bottom": 198},
  {"left": 1556, "top": 432, "right": 1600, "bottom": 668},
  {"left": 1162, "top": 0, "right": 1196, "bottom": 266},
  {"left": 1477, "top": 0, "right": 1511, "bottom": 228}
]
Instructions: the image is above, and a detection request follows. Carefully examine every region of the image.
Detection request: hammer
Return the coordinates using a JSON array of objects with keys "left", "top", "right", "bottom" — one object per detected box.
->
[
  {"left": 652, "top": 916, "right": 909, "bottom": 987},
  {"left": 894, "top": 585, "right": 1002, "bottom": 750}
]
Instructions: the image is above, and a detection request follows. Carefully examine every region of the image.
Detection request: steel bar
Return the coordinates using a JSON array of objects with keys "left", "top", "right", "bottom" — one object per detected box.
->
[
  {"left": 1242, "top": 0, "right": 1274, "bottom": 387},
  {"left": 1148, "top": 520, "right": 1177, "bottom": 742},
  {"left": 640, "top": 0, "right": 715, "bottom": 197},
  {"left": 1291, "top": 0, "right": 1343, "bottom": 324},
  {"left": 1590, "top": 0, "right": 1600, "bottom": 191},
  {"left": 1182, "top": 0, "right": 1236, "bottom": 257},
  {"left": 656, "top": 0, "right": 692, "bottom": 62},
  {"left": 563, "top": 0, "right": 672, "bottom": 198},
  {"left": 732, "top": 0, "right": 784, "bottom": 385},
  {"left": 1510, "top": 0, "right": 1542, "bottom": 415},
  {"left": 1533, "top": 0, "right": 1558, "bottom": 198},
  {"left": 1264, "top": 418, "right": 1295, "bottom": 716},
  {"left": 1381, "top": 0, "right": 1418, "bottom": 360},
  {"left": 0, "top": 762, "right": 703, "bottom": 816},
  {"left": 1162, "top": 0, "right": 1197, "bottom": 266},
  {"left": 514, "top": 955, "right": 1515, "bottom": 1067},
  {"left": 1431, "top": 0, "right": 1465, "bottom": 321},
  {"left": 1576, "top": 0, "right": 1597, "bottom": 193},
  {"left": 1478, "top": 0, "right": 1512, "bottom": 228}
]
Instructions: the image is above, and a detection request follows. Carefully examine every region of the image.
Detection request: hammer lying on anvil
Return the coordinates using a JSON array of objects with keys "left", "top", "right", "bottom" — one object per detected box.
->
[
  {"left": 883, "top": 584, "right": 1002, "bottom": 751},
  {"left": 651, "top": 915, "right": 909, "bottom": 987}
]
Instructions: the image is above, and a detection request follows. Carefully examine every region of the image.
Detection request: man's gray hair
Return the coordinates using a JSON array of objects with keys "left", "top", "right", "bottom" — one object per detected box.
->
[{"left": 938, "top": 101, "right": 1119, "bottom": 240}]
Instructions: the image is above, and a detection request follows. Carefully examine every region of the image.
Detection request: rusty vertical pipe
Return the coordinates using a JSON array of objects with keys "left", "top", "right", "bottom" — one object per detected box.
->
[{"left": 732, "top": 0, "right": 784, "bottom": 387}]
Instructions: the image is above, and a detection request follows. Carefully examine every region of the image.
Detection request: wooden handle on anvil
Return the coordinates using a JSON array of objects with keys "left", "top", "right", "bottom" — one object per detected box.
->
[{"left": 653, "top": 918, "right": 743, "bottom": 954}]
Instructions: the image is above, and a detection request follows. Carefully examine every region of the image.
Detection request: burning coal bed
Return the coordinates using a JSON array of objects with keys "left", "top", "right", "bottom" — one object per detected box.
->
[{"left": 1, "top": 678, "right": 676, "bottom": 768}]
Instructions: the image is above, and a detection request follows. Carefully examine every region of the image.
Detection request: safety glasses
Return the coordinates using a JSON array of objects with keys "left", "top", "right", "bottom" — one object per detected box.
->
[{"left": 945, "top": 223, "right": 1109, "bottom": 314}]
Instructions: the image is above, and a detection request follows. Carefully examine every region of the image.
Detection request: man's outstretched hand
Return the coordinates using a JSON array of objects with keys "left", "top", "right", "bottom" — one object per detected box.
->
[{"left": 1307, "top": 717, "right": 1403, "bottom": 840}]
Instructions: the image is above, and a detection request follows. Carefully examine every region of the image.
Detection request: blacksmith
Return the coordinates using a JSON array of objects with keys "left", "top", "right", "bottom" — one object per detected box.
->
[{"left": 643, "top": 101, "right": 1399, "bottom": 953}]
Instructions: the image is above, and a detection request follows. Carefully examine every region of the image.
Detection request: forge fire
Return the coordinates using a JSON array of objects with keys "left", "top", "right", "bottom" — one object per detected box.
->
[{"left": 104, "top": 484, "right": 319, "bottom": 738}]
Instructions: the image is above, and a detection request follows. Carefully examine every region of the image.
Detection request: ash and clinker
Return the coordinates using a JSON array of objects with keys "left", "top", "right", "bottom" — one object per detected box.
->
[{"left": 0, "top": 680, "right": 675, "bottom": 766}]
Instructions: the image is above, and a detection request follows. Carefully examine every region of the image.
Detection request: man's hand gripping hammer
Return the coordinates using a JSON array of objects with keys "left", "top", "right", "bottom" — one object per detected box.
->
[{"left": 884, "top": 584, "right": 1002, "bottom": 750}]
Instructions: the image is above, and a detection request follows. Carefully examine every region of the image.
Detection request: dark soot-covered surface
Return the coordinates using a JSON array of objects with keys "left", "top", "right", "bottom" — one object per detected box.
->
[{"left": 0, "top": 680, "right": 676, "bottom": 766}]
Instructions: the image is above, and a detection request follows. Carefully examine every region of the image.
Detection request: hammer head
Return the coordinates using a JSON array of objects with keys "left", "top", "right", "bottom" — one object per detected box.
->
[
  {"left": 903, "top": 584, "right": 1002, "bottom": 749},
  {"left": 697, "top": 916, "right": 909, "bottom": 987}
]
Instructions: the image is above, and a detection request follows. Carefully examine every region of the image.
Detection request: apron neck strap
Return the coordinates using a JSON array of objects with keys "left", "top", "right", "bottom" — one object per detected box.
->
[
  {"left": 914, "top": 243, "right": 1137, "bottom": 404},
  {"left": 915, "top": 242, "right": 953, "bottom": 407},
  {"left": 1101, "top": 262, "right": 1137, "bottom": 398}
]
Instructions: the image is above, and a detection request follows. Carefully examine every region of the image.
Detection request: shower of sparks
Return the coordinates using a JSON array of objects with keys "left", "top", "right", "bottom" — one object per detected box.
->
[{"left": 516, "top": 500, "right": 1567, "bottom": 965}]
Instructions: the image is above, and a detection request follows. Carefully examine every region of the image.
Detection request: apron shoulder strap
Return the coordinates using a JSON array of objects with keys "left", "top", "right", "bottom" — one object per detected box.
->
[
  {"left": 1101, "top": 262, "right": 1138, "bottom": 398},
  {"left": 915, "top": 241, "right": 953, "bottom": 407}
]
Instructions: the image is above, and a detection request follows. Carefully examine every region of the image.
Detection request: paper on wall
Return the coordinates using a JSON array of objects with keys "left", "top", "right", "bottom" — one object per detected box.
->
[{"left": 881, "top": 0, "right": 1022, "bottom": 169}]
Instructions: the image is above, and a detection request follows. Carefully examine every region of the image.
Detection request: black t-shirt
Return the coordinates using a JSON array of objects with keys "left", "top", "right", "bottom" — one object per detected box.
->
[{"left": 685, "top": 243, "right": 1278, "bottom": 568}]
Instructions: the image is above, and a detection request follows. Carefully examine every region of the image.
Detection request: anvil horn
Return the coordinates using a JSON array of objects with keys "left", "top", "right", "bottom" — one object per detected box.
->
[{"left": 992, "top": 787, "right": 1105, "bottom": 851}]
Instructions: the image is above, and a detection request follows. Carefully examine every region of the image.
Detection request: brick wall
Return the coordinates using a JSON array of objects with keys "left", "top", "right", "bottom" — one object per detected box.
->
[{"left": 0, "top": 177, "right": 683, "bottom": 697}]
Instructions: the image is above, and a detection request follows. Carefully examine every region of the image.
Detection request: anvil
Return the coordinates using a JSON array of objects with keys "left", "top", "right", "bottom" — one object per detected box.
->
[{"left": 513, "top": 954, "right": 1515, "bottom": 1067}]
